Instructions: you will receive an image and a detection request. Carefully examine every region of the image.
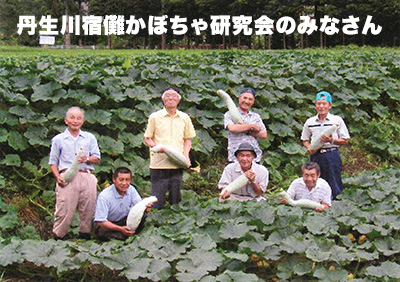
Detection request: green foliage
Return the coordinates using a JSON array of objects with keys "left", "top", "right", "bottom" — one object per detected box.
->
[
  {"left": 0, "top": 169, "right": 399, "bottom": 280},
  {"left": 1, "top": 48, "right": 400, "bottom": 199}
]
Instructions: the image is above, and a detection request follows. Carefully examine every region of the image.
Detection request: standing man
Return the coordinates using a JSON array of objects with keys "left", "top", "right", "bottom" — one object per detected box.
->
[
  {"left": 224, "top": 87, "right": 267, "bottom": 163},
  {"left": 49, "top": 107, "right": 100, "bottom": 240},
  {"left": 218, "top": 142, "right": 269, "bottom": 201},
  {"left": 301, "top": 90, "right": 350, "bottom": 199},
  {"left": 144, "top": 87, "right": 196, "bottom": 209},
  {"left": 280, "top": 162, "right": 331, "bottom": 212},
  {"left": 94, "top": 167, "right": 153, "bottom": 241}
]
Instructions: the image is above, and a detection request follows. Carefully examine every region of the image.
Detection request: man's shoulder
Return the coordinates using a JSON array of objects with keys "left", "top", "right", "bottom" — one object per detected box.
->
[
  {"left": 253, "top": 162, "right": 268, "bottom": 172},
  {"left": 51, "top": 129, "right": 67, "bottom": 140},
  {"left": 176, "top": 109, "right": 192, "bottom": 119},
  {"left": 304, "top": 115, "right": 318, "bottom": 125},
  {"left": 98, "top": 185, "right": 115, "bottom": 199},
  {"left": 317, "top": 178, "right": 331, "bottom": 189},
  {"left": 80, "top": 130, "right": 97, "bottom": 139},
  {"left": 290, "top": 177, "right": 304, "bottom": 186}
]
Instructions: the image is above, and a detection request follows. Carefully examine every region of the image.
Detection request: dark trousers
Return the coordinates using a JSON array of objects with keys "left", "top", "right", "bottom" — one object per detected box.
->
[
  {"left": 150, "top": 168, "right": 183, "bottom": 209},
  {"left": 95, "top": 215, "right": 147, "bottom": 241},
  {"left": 311, "top": 149, "right": 343, "bottom": 199},
  {"left": 95, "top": 217, "right": 128, "bottom": 241}
]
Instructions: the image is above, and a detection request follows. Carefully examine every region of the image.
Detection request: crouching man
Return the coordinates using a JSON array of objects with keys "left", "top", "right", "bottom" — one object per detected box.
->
[
  {"left": 94, "top": 167, "right": 153, "bottom": 241},
  {"left": 218, "top": 142, "right": 269, "bottom": 201},
  {"left": 280, "top": 162, "right": 331, "bottom": 212}
]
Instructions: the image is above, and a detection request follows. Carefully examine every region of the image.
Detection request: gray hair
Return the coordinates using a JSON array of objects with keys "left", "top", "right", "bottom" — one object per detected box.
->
[{"left": 66, "top": 107, "right": 84, "bottom": 118}]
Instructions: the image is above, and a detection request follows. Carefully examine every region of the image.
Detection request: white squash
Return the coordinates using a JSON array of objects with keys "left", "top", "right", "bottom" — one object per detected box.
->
[
  {"left": 126, "top": 196, "right": 158, "bottom": 231},
  {"left": 216, "top": 89, "right": 243, "bottom": 124},
  {"left": 220, "top": 174, "right": 249, "bottom": 199},
  {"left": 151, "top": 144, "right": 190, "bottom": 168},
  {"left": 278, "top": 191, "right": 323, "bottom": 209},
  {"left": 309, "top": 124, "right": 338, "bottom": 151},
  {"left": 63, "top": 147, "right": 84, "bottom": 182}
]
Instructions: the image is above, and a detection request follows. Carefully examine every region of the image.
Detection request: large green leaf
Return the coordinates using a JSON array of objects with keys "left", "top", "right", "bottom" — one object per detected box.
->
[
  {"left": 365, "top": 261, "right": 400, "bottom": 279},
  {"left": 176, "top": 249, "right": 223, "bottom": 282}
]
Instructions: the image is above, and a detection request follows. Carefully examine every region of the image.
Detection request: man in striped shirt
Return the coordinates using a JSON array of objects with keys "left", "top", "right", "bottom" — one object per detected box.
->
[
  {"left": 224, "top": 87, "right": 267, "bottom": 163},
  {"left": 280, "top": 162, "right": 331, "bottom": 212}
]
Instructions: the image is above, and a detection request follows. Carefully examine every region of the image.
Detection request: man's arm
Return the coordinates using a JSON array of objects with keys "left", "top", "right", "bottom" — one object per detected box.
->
[
  {"left": 50, "top": 164, "right": 68, "bottom": 187},
  {"left": 144, "top": 137, "right": 156, "bottom": 148},
  {"left": 227, "top": 123, "right": 261, "bottom": 134},
  {"left": 96, "top": 221, "right": 135, "bottom": 236},
  {"left": 183, "top": 138, "right": 192, "bottom": 157}
]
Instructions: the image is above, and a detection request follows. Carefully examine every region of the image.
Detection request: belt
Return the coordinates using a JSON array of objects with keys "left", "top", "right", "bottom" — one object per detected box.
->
[
  {"left": 319, "top": 147, "right": 338, "bottom": 154},
  {"left": 59, "top": 169, "right": 94, "bottom": 174}
]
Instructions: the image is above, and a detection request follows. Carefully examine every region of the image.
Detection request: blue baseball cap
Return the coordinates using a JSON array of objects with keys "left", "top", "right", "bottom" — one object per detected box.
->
[{"left": 315, "top": 91, "right": 332, "bottom": 103}]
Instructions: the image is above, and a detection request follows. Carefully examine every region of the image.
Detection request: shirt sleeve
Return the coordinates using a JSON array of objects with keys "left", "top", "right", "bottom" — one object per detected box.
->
[
  {"left": 300, "top": 120, "right": 311, "bottom": 141},
  {"left": 184, "top": 115, "right": 196, "bottom": 139},
  {"left": 94, "top": 194, "right": 109, "bottom": 222},
  {"left": 337, "top": 117, "right": 350, "bottom": 139},
  {"left": 286, "top": 179, "right": 298, "bottom": 200},
  {"left": 48, "top": 137, "right": 61, "bottom": 165},
  {"left": 255, "top": 113, "right": 267, "bottom": 131},
  {"left": 223, "top": 111, "right": 233, "bottom": 129},
  {"left": 130, "top": 186, "right": 143, "bottom": 207},
  {"left": 321, "top": 182, "right": 332, "bottom": 206},
  {"left": 256, "top": 166, "right": 269, "bottom": 192},
  {"left": 144, "top": 114, "right": 155, "bottom": 138},
  {"left": 89, "top": 134, "right": 101, "bottom": 159},
  {"left": 218, "top": 165, "right": 232, "bottom": 190}
]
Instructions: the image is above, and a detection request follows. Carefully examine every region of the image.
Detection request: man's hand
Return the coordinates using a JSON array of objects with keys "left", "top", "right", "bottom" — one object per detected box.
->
[
  {"left": 56, "top": 175, "right": 68, "bottom": 187},
  {"left": 120, "top": 226, "right": 135, "bottom": 236},
  {"left": 219, "top": 188, "right": 230, "bottom": 199},
  {"left": 320, "top": 134, "right": 333, "bottom": 143},
  {"left": 244, "top": 170, "right": 256, "bottom": 183},
  {"left": 145, "top": 202, "right": 154, "bottom": 213},
  {"left": 315, "top": 203, "right": 330, "bottom": 212},
  {"left": 279, "top": 198, "right": 288, "bottom": 204}
]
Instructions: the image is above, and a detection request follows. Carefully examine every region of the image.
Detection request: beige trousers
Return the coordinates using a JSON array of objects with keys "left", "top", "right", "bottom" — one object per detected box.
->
[{"left": 52, "top": 171, "right": 97, "bottom": 238}]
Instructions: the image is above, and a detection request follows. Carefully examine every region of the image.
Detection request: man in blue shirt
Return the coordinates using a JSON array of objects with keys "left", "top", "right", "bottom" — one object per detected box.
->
[
  {"left": 94, "top": 167, "right": 153, "bottom": 241},
  {"left": 49, "top": 106, "right": 100, "bottom": 240}
]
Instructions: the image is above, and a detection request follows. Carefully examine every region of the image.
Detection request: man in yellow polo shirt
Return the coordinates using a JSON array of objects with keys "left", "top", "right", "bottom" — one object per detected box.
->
[{"left": 144, "top": 87, "right": 196, "bottom": 209}]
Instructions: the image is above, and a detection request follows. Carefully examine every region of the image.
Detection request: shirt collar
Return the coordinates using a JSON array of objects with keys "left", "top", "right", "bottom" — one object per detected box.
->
[
  {"left": 63, "top": 128, "right": 84, "bottom": 139},
  {"left": 111, "top": 184, "right": 130, "bottom": 199},
  {"left": 161, "top": 108, "right": 181, "bottom": 118},
  {"left": 314, "top": 112, "right": 332, "bottom": 122},
  {"left": 238, "top": 107, "right": 253, "bottom": 116}
]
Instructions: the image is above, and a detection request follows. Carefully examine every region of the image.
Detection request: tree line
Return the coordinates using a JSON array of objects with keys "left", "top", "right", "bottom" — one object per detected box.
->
[{"left": 0, "top": 0, "right": 399, "bottom": 49}]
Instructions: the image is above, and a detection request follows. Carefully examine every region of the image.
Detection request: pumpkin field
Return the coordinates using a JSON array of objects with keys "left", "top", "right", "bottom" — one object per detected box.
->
[{"left": 0, "top": 47, "right": 400, "bottom": 281}]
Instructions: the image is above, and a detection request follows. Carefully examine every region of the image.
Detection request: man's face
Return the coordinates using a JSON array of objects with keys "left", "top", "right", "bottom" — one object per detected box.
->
[
  {"left": 315, "top": 100, "right": 332, "bottom": 116},
  {"left": 64, "top": 109, "right": 84, "bottom": 131},
  {"left": 302, "top": 168, "right": 320, "bottom": 190},
  {"left": 113, "top": 172, "right": 132, "bottom": 195},
  {"left": 238, "top": 92, "right": 255, "bottom": 112},
  {"left": 162, "top": 89, "right": 180, "bottom": 108},
  {"left": 236, "top": 150, "right": 255, "bottom": 170}
]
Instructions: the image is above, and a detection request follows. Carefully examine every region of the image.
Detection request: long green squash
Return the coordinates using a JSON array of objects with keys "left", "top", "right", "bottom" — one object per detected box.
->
[
  {"left": 309, "top": 124, "right": 338, "bottom": 151},
  {"left": 278, "top": 191, "right": 323, "bottom": 209},
  {"left": 126, "top": 196, "right": 158, "bottom": 231},
  {"left": 151, "top": 144, "right": 190, "bottom": 168},
  {"left": 216, "top": 89, "right": 243, "bottom": 124},
  {"left": 63, "top": 147, "right": 84, "bottom": 182},
  {"left": 220, "top": 174, "right": 249, "bottom": 198}
]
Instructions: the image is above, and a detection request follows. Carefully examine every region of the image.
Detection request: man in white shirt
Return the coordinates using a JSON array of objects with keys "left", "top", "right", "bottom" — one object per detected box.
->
[
  {"left": 301, "top": 90, "right": 350, "bottom": 199},
  {"left": 218, "top": 142, "right": 269, "bottom": 201},
  {"left": 280, "top": 162, "right": 332, "bottom": 212}
]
